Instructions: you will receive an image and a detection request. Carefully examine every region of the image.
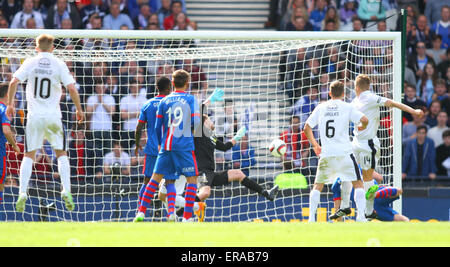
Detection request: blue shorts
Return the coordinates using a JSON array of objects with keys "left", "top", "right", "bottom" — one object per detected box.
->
[
  {"left": 143, "top": 154, "right": 179, "bottom": 180},
  {"left": 154, "top": 150, "right": 199, "bottom": 178},
  {"left": 143, "top": 154, "right": 157, "bottom": 178},
  {"left": 374, "top": 198, "right": 398, "bottom": 222}
]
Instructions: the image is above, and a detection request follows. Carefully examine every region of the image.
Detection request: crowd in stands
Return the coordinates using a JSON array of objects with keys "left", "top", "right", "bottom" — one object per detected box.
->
[{"left": 0, "top": 0, "right": 448, "bottom": 186}]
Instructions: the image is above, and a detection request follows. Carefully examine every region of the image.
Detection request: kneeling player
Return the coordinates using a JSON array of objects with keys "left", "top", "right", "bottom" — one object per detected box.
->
[
  {"left": 331, "top": 176, "right": 409, "bottom": 222},
  {"left": 195, "top": 114, "right": 279, "bottom": 203}
]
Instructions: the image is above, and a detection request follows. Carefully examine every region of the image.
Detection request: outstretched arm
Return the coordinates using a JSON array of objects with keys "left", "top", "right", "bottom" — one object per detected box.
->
[
  {"left": 203, "top": 88, "right": 224, "bottom": 106},
  {"left": 385, "top": 100, "right": 424, "bottom": 118},
  {"left": 67, "top": 83, "right": 84, "bottom": 123},
  {"left": 2, "top": 124, "right": 19, "bottom": 155}
]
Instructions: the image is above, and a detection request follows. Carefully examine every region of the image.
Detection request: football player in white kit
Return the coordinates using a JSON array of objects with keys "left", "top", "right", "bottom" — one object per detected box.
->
[
  {"left": 6, "top": 34, "right": 84, "bottom": 212},
  {"left": 351, "top": 74, "right": 423, "bottom": 220},
  {"left": 304, "top": 81, "right": 369, "bottom": 222}
]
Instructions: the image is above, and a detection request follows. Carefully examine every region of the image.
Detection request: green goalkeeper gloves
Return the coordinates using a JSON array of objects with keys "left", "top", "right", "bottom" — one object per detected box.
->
[
  {"left": 207, "top": 88, "right": 225, "bottom": 104},
  {"left": 233, "top": 126, "right": 247, "bottom": 142}
]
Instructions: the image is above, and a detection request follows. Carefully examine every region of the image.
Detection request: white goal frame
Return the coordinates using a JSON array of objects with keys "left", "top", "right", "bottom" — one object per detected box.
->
[{"left": 0, "top": 29, "right": 403, "bottom": 219}]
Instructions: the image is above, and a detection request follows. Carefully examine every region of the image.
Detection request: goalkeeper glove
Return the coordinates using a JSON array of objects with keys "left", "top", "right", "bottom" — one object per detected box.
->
[
  {"left": 207, "top": 88, "right": 224, "bottom": 104},
  {"left": 233, "top": 126, "right": 247, "bottom": 142}
]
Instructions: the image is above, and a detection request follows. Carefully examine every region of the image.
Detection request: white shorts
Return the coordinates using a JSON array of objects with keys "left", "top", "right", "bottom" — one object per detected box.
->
[
  {"left": 25, "top": 115, "right": 65, "bottom": 152},
  {"left": 352, "top": 137, "right": 381, "bottom": 171},
  {"left": 315, "top": 154, "right": 362, "bottom": 184},
  {"left": 159, "top": 175, "right": 187, "bottom": 195}
]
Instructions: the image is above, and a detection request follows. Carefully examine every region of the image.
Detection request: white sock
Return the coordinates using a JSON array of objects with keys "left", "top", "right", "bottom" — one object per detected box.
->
[
  {"left": 19, "top": 157, "right": 33, "bottom": 195},
  {"left": 340, "top": 181, "right": 352, "bottom": 209},
  {"left": 354, "top": 188, "right": 367, "bottom": 222},
  {"left": 309, "top": 189, "right": 320, "bottom": 222},
  {"left": 58, "top": 156, "right": 71, "bottom": 194},
  {"left": 364, "top": 180, "right": 375, "bottom": 215}
]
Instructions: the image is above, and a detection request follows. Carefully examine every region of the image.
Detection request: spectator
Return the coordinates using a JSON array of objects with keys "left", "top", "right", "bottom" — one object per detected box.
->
[
  {"left": 86, "top": 83, "right": 116, "bottom": 154},
  {"left": 0, "top": 16, "right": 8, "bottom": 28},
  {"left": 25, "top": 17, "right": 36, "bottom": 29},
  {"left": 102, "top": 2, "right": 134, "bottom": 30},
  {"left": 103, "top": 141, "right": 131, "bottom": 180},
  {"left": 79, "top": 0, "right": 107, "bottom": 28},
  {"left": 430, "top": 5, "right": 450, "bottom": 49},
  {"left": 1, "top": 0, "right": 21, "bottom": 24},
  {"left": 10, "top": 0, "right": 44, "bottom": 29},
  {"left": 46, "top": 0, "right": 81, "bottom": 29},
  {"left": 339, "top": 0, "right": 357, "bottom": 30},
  {"left": 408, "top": 41, "right": 435, "bottom": 80},
  {"left": 424, "top": 100, "right": 443, "bottom": 128},
  {"left": 402, "top": 125, "right": 437, "bottom": 180},
  {"left": 281, "top": 2, "right": 310, "bottom": 30},
  {"left": 416, "top": 62, "right": 438, "bottom": 106},
  {"left": 68, "top": 126, "right": 103, "bottom": 183},
  {"left": 437, "top": 48, "right": 450, "bottom": 79},
  {"left": 309, "top": 0, "right": 327, "bottom": 31},
  {"left": 403, "top": 112, "right": 427, "bottom": 145},
  {"left": 232, "top": 135, "right": 256, "bottom": 177},
  {"left": 157, "top": 0, "right": 171, "bottom": 29},
  {"left": 163, "top": 0, "right": 188, "bottom": 30},
  {"left": 351, "top": 17, "right": 363, "bottom": 32},
  {"left": 293, "top": 86, "right": 319, "bottom": 128},
  {"left": 280, "top": 116, "right": 309, "bottom": 173},
  {"left": 85, "top": 12, "right": 103, "bottom": 29},
  {"left": 426, "top": 35, "right": 447, "bottom": 66},
  {"left": 425, "top": 0, "right": 450, "bottom": 26},
  {"left": 135, "top": 4, "right": 152, "bottom": 29},
  {"left": 33, "top": 0, "right": 48, "bottom": 21},
  {"left": 357, "top": 0, "right": 386, "bottom": 26},
  {"left": 436, "top": 129, "right": 450, "bottom": 176},
  {"left": 119, "top": 80, "right": 147, "bottom": 151},
  {"left": 412, "top": 15, "right": 433, "bottom": 48},
  {"left": 403, "top": 83, "right": 427, "bottom": 122},
  {"left": 432, "top": 78, "right": 449, "bottom": 103},
  {"left": 286, "top": 15, "right": 313, "bottom": 31},
  {"left": 321, "top": 6, "right": 339, "bottom": 31},
  {"left": 428, "top": 111, "right": 449, "bottom": 147},
  {"left": 173, "top": 12, "right": 193, "bottom": 31},
  {"left": 33, "top": 140, "right": 57, "bottom": 182}
]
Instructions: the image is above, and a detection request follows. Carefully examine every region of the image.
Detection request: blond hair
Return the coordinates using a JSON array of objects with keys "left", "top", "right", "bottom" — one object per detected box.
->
[
  {"left": 36, "top": 34, "right": 54, "bottom": 52},
  {"left": 355, "top": 74, "right": 371, "bottom": 91}
]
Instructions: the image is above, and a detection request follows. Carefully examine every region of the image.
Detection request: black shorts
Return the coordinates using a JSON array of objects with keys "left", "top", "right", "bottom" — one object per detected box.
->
[{"left": 199, "top": 170, "right": 229, "bottom": 187}]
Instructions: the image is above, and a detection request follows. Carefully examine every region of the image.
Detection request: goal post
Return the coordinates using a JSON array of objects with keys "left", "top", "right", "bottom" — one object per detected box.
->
[{"left": 0, "top": 29, "right": 402, "bottom": 222}]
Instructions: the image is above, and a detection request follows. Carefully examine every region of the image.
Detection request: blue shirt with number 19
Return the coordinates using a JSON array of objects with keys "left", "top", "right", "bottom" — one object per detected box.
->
[{"left": 155, "top": 90, "right": 200, "bottom": 152}]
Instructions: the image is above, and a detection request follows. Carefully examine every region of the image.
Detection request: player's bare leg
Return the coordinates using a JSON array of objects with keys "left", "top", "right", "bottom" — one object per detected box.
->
[
  {"left": 309, "top": 183, "right": 324, "bottom": 222},
  {"left": 228, "top": 169, "right": 279, "bottom": 201},
  {"left": 362, "top": 168, "right": 377, "bottom": 218},
  {"left": 352, "top": 180, "right": 367, "bottom": 222},
  {"left": 55, "top": 149, "right": 74, "bottom": 211},
  {"left": 16, "top": 150, "right": 37, "bottom": 212}
]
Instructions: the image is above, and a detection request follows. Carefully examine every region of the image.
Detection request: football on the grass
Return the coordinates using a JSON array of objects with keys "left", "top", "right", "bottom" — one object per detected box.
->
[{"left": 269, "top": 139, "right": 286, "bottom": 157}]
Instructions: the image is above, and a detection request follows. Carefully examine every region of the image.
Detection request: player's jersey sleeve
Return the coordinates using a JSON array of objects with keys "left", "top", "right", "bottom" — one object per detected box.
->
[
  {"left": 1, "top": 111, "right": 10, "bottom": 126},
  {"left": 305, "top": 104, "right": 320, "bottom": 128},
  {"left": 13, "top": 58, "right": 32, "bottom": 82},
  {"left": 371, "top": 93, "right": 389, "bottom": 108},
  {"left": 349, "top": 104, "right": 365, "bottom": 124},
  {"left": 138, "top": 104, "right": 148, "bottom": 123},
  {"left": 58, "top": 60, "right": 75, "bottom": 87}
]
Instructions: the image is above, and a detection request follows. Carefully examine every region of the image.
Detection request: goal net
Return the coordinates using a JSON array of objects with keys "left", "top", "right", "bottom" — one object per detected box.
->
[{"left": 0, "top": 30, "right": 401, "bottom": 222}]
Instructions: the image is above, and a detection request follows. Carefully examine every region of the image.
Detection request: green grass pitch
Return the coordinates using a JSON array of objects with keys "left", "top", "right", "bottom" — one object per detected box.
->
[{"left": 1, "top": 221, "right": 449, "bottom": 247}]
